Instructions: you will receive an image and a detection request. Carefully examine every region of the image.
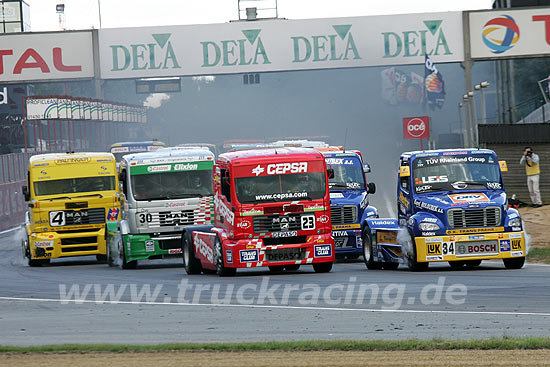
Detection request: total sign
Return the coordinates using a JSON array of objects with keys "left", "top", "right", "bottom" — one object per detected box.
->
[
  {"left": 403, "top": 116, "right": 430, "bottom": 139},
  {"left": 0, "top": 32, "right": 94, "bottom": 82},
  {"left": 470, "top": 8, "right": 550, "bottom": 59}
]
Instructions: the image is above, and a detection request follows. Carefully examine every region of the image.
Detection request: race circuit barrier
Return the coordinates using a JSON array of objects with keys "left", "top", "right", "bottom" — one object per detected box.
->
[{"left": 0, "top": 153, "right": 32, "bottom": 232}]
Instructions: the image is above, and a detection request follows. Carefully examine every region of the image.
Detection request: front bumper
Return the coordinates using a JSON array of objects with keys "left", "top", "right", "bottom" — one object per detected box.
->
[
  {"left": 29, "top": 227, "right": 107, "bottom": 259},
  {"left": 124, "top": 233, "right": 183, "bottom": 261},
  {"left": 414, "top": 231, "right": 526, "bottom": 262},
  {"left": 223, "top": 234, "right": 335, "bottom": 268}
]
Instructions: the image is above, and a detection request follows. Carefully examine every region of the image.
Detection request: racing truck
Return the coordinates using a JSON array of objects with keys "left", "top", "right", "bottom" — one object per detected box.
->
[
  {"left": 110, "top": 140, "right": 166, "bottom": 165},
  {"left": 106, "top": 147, "right": 215, "bottom": 269},
  {"left": 182, "top": 147, "right": 335, "bottom": 276},
  {"left": 363, "top": 148, "right": 526, "bottom": 271},
  {"left": 322, "top": 150, "right": 378, "bottom": 259},
  {"left": 21, "top": 153, "right": 121, "bottom": 266}
]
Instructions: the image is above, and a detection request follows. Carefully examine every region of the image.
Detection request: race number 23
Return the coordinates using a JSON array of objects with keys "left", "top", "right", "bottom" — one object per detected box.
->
[
  {"left": 49, "top": 211, "right": 66, "bottom": 226},
  {"left": 301, "top": 214, "right": 315, "bottom": 230}
]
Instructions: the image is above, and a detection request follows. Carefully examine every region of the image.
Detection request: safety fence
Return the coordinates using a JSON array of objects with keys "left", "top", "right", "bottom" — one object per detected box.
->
[{"left": 0, "top": 153, "right": 33, "bottom": 231}]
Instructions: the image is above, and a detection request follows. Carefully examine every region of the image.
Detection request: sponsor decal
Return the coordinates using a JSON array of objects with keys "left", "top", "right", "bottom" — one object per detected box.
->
[
  {"left": 447, "top": 227, "right": 504, "bottom": 235},
  {"left": 448, "top": 193, "right": 490, "bottom": 204},
  {"left": 332, "top": 230, "right": 349, "bottom": 237},
  {"left": 512, "top": 227, "right": 522, "bottom": 232},
  {"left": 360, "top": 194, "right": 369, "bottom": 210},
  {"left": 332, "top": 223, "right": 361, "bottom": 230},
  {"left": 215, "top": 194, "right": 234, "bottom": 225},
  {"left": 174, "top": 163, "right": 198, "bottom": 171},
  {"left": 110, "top": 33, "right": 181, "bottom": 72},
  {"left": 202, "top": 29, "right": 270, "bottom": 67},
  {"left": 169, "top": 248, "right": 182, "bottom": 254},
  {"left": 399, "top": 192, "right": 409, "bottom": 209},
  {"left": 240, "top": 249, "right": 259, "bottom": 262},
  {"left": 237, "top": 220, "right": 251, "bottom": 229},
  {"left": 107, "top": 208, "right": 119, "bottom": 221},
  {"left": 272, "top": 231, "right": 298, "bottom": 238},
  {"left": 252, "top": 162, "right": 308, "bottom": 176},
  {"left": 194, "top": 236, "right": 214, "bottom": 263},
  {"left": 35, "top": 240, "right": 53, "bottom": 248},
  {"left": 111, "top": 147, "right": 129, "bottom": 153},
  {"left": 469, "top": 235, "right": 485, "bottom": 240},
  {"left": 415, "top": 175, "right": 448, "bottom": 184},
  {"left": 241, "top": 208, "right": 264, "bottom": 216},
  {"left": 511, "top": 250, "right": 524, "bottom": 257},
  {"left": 422, "top": 232, "right": 436, "bottom": 236},
  {"left": 511, "top": 239, "right": 522, "bottom": 251},
  {"left": 145, "top": 240, "right": 155, "bottom": 252},
  {"left": 500, "top": 239, "right": 511, "bottom": 252},
  {"left": 314, "top": 244, "right": 332, "bottom": 257},
  {"left": 425, "top": 237, "right": 443, "bottom": 243},
  {"left": 482, "top": 15, "right": 520, "bottom": 54},
  {"left": 304, "top": 204, "right": 326, "bottom": 212},
  {"left": 317, "top": 215, "right": 330, "bottom": 224},
  {"left": 486, "top": 182, "right": 502, "bottom": 190},
  {"left": 226, "top": 250, "right": 233, "bottom": 263},
  {"left": 426, "top": 255, "right": 444, "bottom": 261},
  {"left": 147, "top": 165, "right": 171, "bottom": 173},
  {"left": 509, "top": 233, "right": 522, "bottom": 239},
  {"left": 293, "top": 25, "right": 360, "bottom": 63},
  {"left": 325, "top": 158, "right": 355, "bottom": 165},
  {"left": 416, "top": 184, "right": 432, "bottom": 193},
  {"left": 330, "top": 192, "right": 344, "bottom": 199},
  {"left": 55, "top": 157, "right": 90, "bottom": 164},
  {"left": 422, "top": 217, "right": 438, "bottom": 223},
  {"left": 413, "top": 199, "right": 444, "bottom": 214}
]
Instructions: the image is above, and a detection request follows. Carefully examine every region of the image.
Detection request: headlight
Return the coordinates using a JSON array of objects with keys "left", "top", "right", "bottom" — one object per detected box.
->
[
  {"left": 508, "top": 218, "right": 521, "bottom": 227},
  {"left": 419, "top": 222, "right": 440, "bottom": 231}
]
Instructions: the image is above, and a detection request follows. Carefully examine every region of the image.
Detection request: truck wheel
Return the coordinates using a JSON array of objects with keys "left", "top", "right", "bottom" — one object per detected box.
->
[
  {"left": 182, "top": 231, "right": 202, "bottom": 275},
  {"left": 285, "top": 264, "right": 300, "bottom": 271},
  {"left": 268, "top": 265, "right": 285, "bottom": 272},
  {"left": 449, "top": 261, "right": 464, "bottom": 269},
  {"left": 313, "top": 262, "right": 333, "bottom": 273},
  {"left": 405, "top": 231, "right": 429, "bottom": 272},
  {"left": 106, "top": 233, "right": 119, "bottom": 267},
  {"left": 465, "top": 260, "right": 482, "bottom": 267},
  {"left": 119, "top": 238, "right": 137, "bottom": 270},
  {"left": 214, "top": 237, "right": 236, "bottom": 277},
  {"left": 503, "top": 257, "right": 525, "bottom": 269},
  {"left": 362, "top": 227, "right": 382, "bottom": 270}
]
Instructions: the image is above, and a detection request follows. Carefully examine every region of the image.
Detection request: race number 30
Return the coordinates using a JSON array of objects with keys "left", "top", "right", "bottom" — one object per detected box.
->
[
  {"left": 301, "top": 214, "right": 315, "bottom": 230},
  {"left": 49, "top": 211, "right": 66, "bottom": 226}
]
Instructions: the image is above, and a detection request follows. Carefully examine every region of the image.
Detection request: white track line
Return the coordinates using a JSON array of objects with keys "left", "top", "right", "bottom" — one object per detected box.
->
[
  {"left": 0, "top": 226, "right": 21, "bottom": 236},
  {"left": 0, "top": 296, "right": 549, "bottom": 317}
]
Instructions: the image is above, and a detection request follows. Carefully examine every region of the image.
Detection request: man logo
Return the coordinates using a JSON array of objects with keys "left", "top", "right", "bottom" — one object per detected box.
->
[{"left": 482, "top": 15, "right": 520, "bottom": 54}]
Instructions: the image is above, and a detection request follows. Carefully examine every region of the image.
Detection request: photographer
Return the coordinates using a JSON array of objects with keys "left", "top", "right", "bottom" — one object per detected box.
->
[{"left": 520, "top": 147, "right": 543, "bottom": 208}]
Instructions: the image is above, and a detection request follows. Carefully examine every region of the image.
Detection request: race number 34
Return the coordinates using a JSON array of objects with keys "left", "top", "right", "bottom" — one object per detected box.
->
[
  {"left": 301, "top": 214, "right": 315, "bottom": 230},
  {"left": 49, "top": 211, "right": 66, "bottom": 226}
]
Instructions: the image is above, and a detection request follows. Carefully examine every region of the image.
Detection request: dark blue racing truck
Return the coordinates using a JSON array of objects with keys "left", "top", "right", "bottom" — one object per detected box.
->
[
  {"left": 322, "top": 151, "right": 378, "bottom": 259},
  {"left": 363, "top": 148, "right": 526, "bottom": 271}
]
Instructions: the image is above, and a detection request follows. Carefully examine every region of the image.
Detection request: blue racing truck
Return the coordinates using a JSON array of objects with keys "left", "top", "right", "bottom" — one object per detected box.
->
[
  {"left": 363, "top": 148, "right": 526, "bottom": 271},
  {"left": 322, "top": 150, "right": 378, "bottom": 259}
]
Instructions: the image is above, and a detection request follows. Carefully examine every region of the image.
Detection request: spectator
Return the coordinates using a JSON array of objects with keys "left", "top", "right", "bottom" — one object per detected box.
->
[{"left": 520, "top": 147, "right": 543, "bottom": 208}]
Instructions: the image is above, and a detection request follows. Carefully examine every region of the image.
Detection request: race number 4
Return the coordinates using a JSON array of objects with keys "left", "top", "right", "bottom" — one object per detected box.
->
[
  {"left": 301, "top": 214, "right": 316, "bottom": 230},
  {"left": 49, "top": 211, "right": 66, "bottom": 226}
]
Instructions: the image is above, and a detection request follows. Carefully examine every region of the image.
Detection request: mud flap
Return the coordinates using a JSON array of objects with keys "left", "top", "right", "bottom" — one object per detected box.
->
[{"left": 364, "top": 218, "right": 403, "bottom": 263}]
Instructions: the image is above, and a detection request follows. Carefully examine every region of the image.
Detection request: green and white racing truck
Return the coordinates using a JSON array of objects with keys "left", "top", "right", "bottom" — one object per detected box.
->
[{"left": 107, "top": 147, "right": 215, "bottom": 268}]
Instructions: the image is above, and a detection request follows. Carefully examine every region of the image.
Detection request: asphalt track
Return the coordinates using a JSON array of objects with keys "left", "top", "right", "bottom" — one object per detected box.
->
[{"left": 1, "top": 227, "right": 549, "bottom": 346}]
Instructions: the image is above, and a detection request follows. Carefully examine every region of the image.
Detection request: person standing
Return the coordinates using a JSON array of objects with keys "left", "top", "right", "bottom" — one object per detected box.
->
[{"left": 520, "top": 147, "right": 543, "bottom": 208}]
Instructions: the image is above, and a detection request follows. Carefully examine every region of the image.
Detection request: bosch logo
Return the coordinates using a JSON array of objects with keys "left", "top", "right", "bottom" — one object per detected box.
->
[
  {"left": 407, "top": 119, "right": 426, "bottom": 137},
  {"left": 482, "top": 15, "right": 520, "bottom": 54},
  {"left": 317, "top": 215, "right": 330, "bottom": 224}
]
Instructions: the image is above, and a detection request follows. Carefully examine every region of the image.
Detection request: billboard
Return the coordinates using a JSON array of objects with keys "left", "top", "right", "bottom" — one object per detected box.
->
[
  {"left": 470, "top": 8, "right": 550, "bottom": 59},
  {"left": 0, "top": 31, "right": 94, "bottom": 82},
  {"left": 98, "top": 12, "right": 464, "bottom": 79},
  {"left": 403, "top": 116, "right": 430, "bottom": 139}
]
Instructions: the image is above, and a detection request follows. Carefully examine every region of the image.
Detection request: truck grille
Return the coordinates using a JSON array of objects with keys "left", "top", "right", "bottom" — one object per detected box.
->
[
  {"left": 253, "top": 213, "right": 303, "bottom": 233},
  {"left": 63, "top": 208, "right": 105, "bottom": 225},
  {"left": 330, "top": 205, "right": 358, "bottom": 225},
  {"left": 149, "top": 210, "right": 195, "bottom": 227},
  {"left": 447, "top": 207, "right": 501, "bottom": 228}
]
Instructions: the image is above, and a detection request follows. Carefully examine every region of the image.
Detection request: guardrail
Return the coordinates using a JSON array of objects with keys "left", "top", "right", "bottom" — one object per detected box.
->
[{"left": 0, "top": 152, "right": 32, "bottom": 232}]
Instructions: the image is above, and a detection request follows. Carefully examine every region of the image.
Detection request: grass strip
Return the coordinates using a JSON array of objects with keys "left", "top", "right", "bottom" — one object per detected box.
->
[
  {"left": 527, "top": 248, "right": 550, "bottom": 264},
  {"left": 1, "top": 337, "right": 550, "bottom": 353}
]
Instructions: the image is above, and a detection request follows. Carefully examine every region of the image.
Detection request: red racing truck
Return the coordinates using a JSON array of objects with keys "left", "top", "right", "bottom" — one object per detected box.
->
[{"left": 182, "top": 147, "right": 335, "bottom": 276}]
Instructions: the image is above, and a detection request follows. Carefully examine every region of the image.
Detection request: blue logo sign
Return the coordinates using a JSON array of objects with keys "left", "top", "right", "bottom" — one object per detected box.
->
[
  {"left": 500, "top": 239, "right": 511, "bottom": 252},
  {"left": 226, "top": 250, "right": 233, "bottom": 263},
  {"left": 314, "top": 244, "right": 332, "bottom": 257},
  {"left": 239, "top": 249, "right": 258, "bottom": 262}
]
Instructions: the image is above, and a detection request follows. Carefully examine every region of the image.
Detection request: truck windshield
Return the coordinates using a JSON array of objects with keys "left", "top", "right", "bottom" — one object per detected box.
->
[
  {"left": 131, "top": 170, "right": 213, "bottom": 201},
  {"left": 412, "top": 154, "right": 502, "bottom": 193},
  {"left": 235, "top": 172, "right": 326, "bottom": 204},
  {"left": 34, "top": 176, "right": 116, "bottom": 196},
  {"left": 325, "top": 157, "right": 365, "bottom": 190}
]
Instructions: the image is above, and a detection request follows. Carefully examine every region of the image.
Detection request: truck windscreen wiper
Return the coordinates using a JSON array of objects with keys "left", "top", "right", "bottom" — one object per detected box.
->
[
  {"left": 74, "top": 193, "right": 103, "bottom": 199},
  {"left": 330, "top": 183, "right": 351, "bottom": 189},
  {"left": 46, "top": 196, "right": 72, "bottom": 201}
]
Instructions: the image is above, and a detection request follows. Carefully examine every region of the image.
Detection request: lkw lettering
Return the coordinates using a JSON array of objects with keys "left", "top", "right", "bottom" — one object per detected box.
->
[
  {"left": 201, "top": 30, "right": 271, "bottom": 67},
  {"left": 292, "top": 25, "right": 361, "bottom": 63},
  {"left": 267, "top": 162, "right": 308, "bottom": 175},
  {"left": 110, "top": 33, "right": 181, "bottom": 71},
  {"left": 382, "top": 20, "right": 452, "bottom": 58},
  {"left": 427, "top": 243, "right": 441, "bottom": 255},
  {"left": 468, "top": 244, "right": 497, "bottom": 253},
  {"left": 0, "top": 48, "right": 82, "bottom": 75}
]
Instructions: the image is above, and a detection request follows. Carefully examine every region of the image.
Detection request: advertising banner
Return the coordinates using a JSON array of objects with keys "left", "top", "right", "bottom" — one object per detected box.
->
[
  {"left": 57, "top": 97, "right": 72, "bottom": 119},
  {"left": 98, "top": 12, "right": 464, "bottom": 79},
  {"left": 90, "top": 100, "right": 102, "bottom": 120},
  {"left": 25, "top": 97, "right": 58, "bottom": 120},
  {"left": 403, "top": 116, "right": 430, "bottom": 139},
  {"left": 0, "top": 31, "right": 94, "bottom": 82},
  {"left": 470, "top": 8, "right": 550, "bottom": 59}
]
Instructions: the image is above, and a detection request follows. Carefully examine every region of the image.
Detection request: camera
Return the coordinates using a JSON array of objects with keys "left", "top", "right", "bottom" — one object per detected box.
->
[{"left": 526, "top": 150, "right": 533, "bottom": 156}]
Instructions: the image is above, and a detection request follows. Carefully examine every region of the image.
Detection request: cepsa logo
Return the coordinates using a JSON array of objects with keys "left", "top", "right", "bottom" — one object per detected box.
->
[
  {"left": 482, "top": 15, "right": 520, "bottom": 54},
  {"left": 252, "top": 162, "right": 308, "bottom": 176}
]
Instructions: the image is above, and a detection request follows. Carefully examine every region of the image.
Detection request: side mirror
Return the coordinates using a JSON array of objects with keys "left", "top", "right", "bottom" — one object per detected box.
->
[
  {"left": 118, "top": 170, "right": 126, "bottom": 182},
  {"left": 22, "top": 185, "right": 30, "bottom": 202},
  {"left": 363, "top": 163, "right": 371, "bottom": 173},
  {"left": 368, "top": 182, "right": 376, "bottom": 194},
  {"left": 327, "top": 167, "right": 335, "bottom": 179},
  {"left": 399, "top": 166, "right": 410, "bottom": 177}
]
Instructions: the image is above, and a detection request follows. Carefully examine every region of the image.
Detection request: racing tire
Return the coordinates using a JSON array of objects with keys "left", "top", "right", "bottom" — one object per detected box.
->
[
  {"left": 362, "top": 227, "right": 382, "bottom": 270},
  {"left": 107, "top": 233, "right": 118, "bottom": 267},
  {"left": 285, "top": 264, "right": 301, "bottom": 271},
  {"left": 313, "top": 262, "right": 332, "bottom": 273},
  {"left": 382, "top": 262, "right": 399, "bottom": 270},
  {"left": 449, "top": 261, "right": 465, "bottom": 269},
  {"left": 23, "top": 236, "right": 48, "bottom": 267},
  {"left": 405, "top": 230, "right": 429, "bottom": 272},
  {"left": 182, "top": 231, "right": 203, "bottom": 275},
  {"left": 119, "top": 238, "right": 137, "bottom": 270},
  {"left": 268, "top": 265, "right": 285, "bottom": 272},
  {"left": 465, "top": 260, "right": 482, "bottom": 267},
  {"left": 214, "top": 237, "right": 236, "bottom": 277},
  {"left": 503, "top": 257, "right": 525, "bottom": 269}
]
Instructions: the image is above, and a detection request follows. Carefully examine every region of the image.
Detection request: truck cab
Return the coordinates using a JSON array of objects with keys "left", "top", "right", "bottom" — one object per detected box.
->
[
  {"left": 107, "top": 147, "right": 215, "bottom": 268},
  {"left": 363, "top": 148, "right": 526, "bottom": 271},
  {"left": 183, "top": 147, "right": 335, "bottom": 276},
  {"left": 21, "top": 153, "right": 121, "bottom": 266},
  {"left": 322, "top": 151, "right": 378, "bottom": 259}
]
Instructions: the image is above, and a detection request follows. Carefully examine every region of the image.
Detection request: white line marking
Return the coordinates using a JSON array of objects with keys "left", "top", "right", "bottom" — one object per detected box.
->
[
  {"left": 0, "top": 296, "right": 549, "bottom": 317},
  {"left": 0, "top": 226, "right": 22, "bottom": 236}
]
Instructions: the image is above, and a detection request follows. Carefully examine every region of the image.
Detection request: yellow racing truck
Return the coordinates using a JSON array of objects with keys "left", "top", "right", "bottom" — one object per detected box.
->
[{"left": 21, "top": 153, "right": 121, "bottom": 266}]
